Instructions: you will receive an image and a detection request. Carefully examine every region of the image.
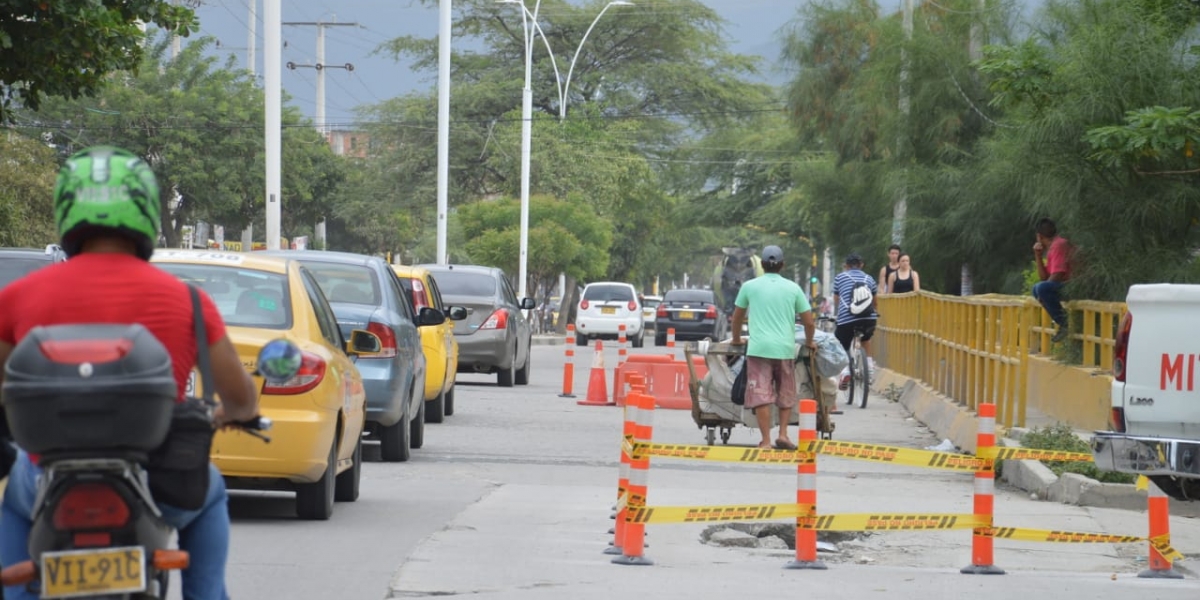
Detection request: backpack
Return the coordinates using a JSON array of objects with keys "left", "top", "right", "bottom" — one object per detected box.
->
[{"left": 849, "top": 280, "right": 875, "bottom": 316}]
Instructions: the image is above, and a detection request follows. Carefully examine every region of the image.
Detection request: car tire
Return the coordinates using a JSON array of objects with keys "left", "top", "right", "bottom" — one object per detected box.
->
[
  {"left": 655, "top": 333, "right": 666, "bottom": 347},
  {"left": 296, "top": 442, "right": 336, "bottom": 520},
  {"left": 515, "top": 349, "right": 530, "bottom": 385},
  {"left": 575, "top": 334, "right": 587, "bottom": 347},
  {"left": 425, "top": 387, "right": 446, "bottom": 424},
  {"left": 444, "top": 385, "right": 455, "bottom": 416},
  {"left": 410, "top": 393, "right": 425, "bottom": 449},
  {"left": 498, "top": 358, "right": 515, "bottom": 387},
  {"left": 380, "top": 412, "right": 411, "bottom": 462},
  {"left": 632, "top": 329, "right": 645, "bottom": 349},
  {"left": 334, "top": 435, "right": 361, "bottom": 502}
]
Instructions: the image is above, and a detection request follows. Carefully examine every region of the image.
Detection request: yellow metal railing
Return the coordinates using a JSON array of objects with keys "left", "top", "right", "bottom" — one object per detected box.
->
[{"left": 875, "top": 292, "right": 1126, "bottom": 429}]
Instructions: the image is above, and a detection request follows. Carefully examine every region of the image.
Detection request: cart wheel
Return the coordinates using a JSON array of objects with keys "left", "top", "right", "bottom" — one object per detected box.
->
[
  {"left": 720, "top": 427, "right": 732, "bottom": 444},
  {"left": 705, "top": 427, "right": 716, "bottom": 446}
]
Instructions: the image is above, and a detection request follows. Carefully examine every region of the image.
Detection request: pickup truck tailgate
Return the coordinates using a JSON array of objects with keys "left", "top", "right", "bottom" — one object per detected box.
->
[{"left": 1120, "top": 284, "right": 1200, "bottom": 439}]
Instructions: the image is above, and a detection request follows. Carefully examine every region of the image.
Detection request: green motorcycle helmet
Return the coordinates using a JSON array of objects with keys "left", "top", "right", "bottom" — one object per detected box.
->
[{"left": 54, "top": 146, "right": 162, "bottom": 260}]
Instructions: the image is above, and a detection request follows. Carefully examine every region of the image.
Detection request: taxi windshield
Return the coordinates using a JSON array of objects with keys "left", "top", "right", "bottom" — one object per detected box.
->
[{"left": 156, "top": 263, "right": 292, "bottom": 329}]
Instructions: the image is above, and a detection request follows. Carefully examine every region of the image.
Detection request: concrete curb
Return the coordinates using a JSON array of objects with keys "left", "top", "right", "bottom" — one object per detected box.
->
[
  {"left": 531, "top": 335, "right": 564, "bottom": 346},
  {"left": 873, "top": 368, "right": 1200, "bottom": 518}
]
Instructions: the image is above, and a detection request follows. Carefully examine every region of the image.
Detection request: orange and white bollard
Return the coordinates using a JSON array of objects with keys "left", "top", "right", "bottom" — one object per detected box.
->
[
  {"left": 1139, "top": 480, "right": 1183, "bottom": 578},
  {"left": 618, "top": 324, "right": 628, "bottom": 366},
  {"left": 613, "top": 389, "right": 655, "bottom": 566},
  {"left": 559, "top": 324, "right": 577, "bottom": 398},
  {"left": 607, "top": 374, "right": 646, "bottom": 556},
  {"left": 962, "top": 402, "right": 1005, "bottom": 575},
  {"left": 667, "top": 328, "right": 676, "bottom": 349},
  {"left": 787, "top": 398, "right": 826, "bottom": 569}
]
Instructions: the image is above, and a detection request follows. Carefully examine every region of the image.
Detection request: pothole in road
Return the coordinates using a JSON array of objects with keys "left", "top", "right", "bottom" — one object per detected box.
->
[{"left": 701, "top": 523, "right": 869, "bottom": 555}]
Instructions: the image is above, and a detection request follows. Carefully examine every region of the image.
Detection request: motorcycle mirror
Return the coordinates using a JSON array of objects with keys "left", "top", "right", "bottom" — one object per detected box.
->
[{"left": 256, "top": 339, "right": 302, "bottom": 383}]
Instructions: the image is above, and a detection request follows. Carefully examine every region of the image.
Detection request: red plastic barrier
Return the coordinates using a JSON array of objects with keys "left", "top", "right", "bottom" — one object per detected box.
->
[{"left": 614, "top": 354, "right": 707, "bottom": 409}]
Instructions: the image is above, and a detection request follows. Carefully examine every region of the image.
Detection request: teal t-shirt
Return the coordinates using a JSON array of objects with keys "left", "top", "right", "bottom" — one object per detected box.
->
[{"left": 734, "top": 273, "right": 811, "bottom": 359}]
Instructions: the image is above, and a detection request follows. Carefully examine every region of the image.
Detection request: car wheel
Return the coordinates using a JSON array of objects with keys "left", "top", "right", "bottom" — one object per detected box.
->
[
  {"left": 334, "top": 434, "right": 361, "bottom": 502},
  {"left": 655, "top": 333, "right": 665, "bottom": 347},
  {"left": 296, "top": 442, "right": 336, "bottom": 520},
  {"left": 632, "top": 328, "right": 645, "bottom": 348},
  {"left": 425, "top": 387, "right": 446, "bottom": 424},
  {"left": 498, "top": 358, "right": 515, "bottom": 387},
  {"left": 380, "top": 412, "right": 411, "bottom": 462},
  {"left": 410, "top": 393, "right": 425, "bottom": 449},
  {"left": 515, "top": 350, "right": 530, "bottom": 385},
  {"left": 575, "top": 334, "right": 588, "bottom": 347},
  {"left": 444, "top": 385, "right": 455, "bottom": 416}
]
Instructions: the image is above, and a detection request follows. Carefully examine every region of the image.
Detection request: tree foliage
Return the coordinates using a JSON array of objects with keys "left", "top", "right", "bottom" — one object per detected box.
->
[
  {"left": 0, "top": 132, "right": 57, "bottom": 247},
  {"left": 0, "top": 0, "right": 196, "bottom": 123}
]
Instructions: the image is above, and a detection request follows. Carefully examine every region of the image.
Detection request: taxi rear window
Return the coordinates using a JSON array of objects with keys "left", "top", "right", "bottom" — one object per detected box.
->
[
  {"left": 157, "top": 263, "right": 292, "bottom": 329},
  {"left": 302, "top": 262, "right": 382, "bottom": 306}
]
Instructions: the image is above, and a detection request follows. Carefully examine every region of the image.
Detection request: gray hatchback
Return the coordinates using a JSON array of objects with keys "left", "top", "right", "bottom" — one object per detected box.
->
[
  {"left": 420, "top": 264, "right": 535, "bottom": 387},
  {"left": 263, "top": 251, "right": 445, "bottom": 462}
]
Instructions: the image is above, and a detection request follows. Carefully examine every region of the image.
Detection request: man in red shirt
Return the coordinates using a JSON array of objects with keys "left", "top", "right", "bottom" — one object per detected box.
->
[
  {"left": 1032, "top": 218, "right": 1074, "bottom": 343},
  {"left": 0, "top": 146, "right": 259, "bottom": 600}
]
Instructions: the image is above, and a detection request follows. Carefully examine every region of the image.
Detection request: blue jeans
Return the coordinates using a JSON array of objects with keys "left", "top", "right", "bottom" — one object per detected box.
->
[
  {"left": 1032, "top": 280, "right": 1067, "bottom": 327},
  {"left": 1, "top": 451, "right": 230, "bottom": 600}
]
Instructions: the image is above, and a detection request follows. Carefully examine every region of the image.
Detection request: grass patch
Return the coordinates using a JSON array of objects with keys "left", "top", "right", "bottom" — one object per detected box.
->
[{"left": 1021, "top": 423, "right": 1136, "bottom": 484}]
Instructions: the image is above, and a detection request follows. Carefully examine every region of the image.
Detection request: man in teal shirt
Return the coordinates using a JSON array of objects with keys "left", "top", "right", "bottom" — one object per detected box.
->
[{"left": 730, "top": 246, "right": 816, "bottom": 450}]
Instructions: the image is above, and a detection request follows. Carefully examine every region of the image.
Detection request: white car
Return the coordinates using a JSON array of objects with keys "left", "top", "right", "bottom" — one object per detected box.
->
[
  {"left": 575, "top": 282, "right": 645, "bottom": 347},
  {"left": 641, "top": 295, "right": 662, "bottom": 331}
]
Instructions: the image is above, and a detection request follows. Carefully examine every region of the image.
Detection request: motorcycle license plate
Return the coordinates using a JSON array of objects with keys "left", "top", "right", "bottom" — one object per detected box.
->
[
  {"left": 600, "top": 307, "right": 616, "bottom": 315},
  {"left": 679, "top": 311, "right": 695, "bottom": 320},
  {"left": 40, "top": 546, "right": 146, "bottom": 598}
]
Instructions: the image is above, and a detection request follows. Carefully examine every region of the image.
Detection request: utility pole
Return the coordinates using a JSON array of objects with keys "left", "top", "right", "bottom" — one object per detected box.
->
[
  {"left": 436, "top": 0, "right": 452, "bottom": 265},
  {"left": 248, "top": 0, "right": 257, "bottom": 75},
  {"left": 265, "top": 0, "right": 282, "bottom": 250},
  {"left": 961, "top": 0, "right": 985, "bottom": 296},
  {"left": 283, "top": 20, "right": 358, "bottom": 134},
  {"left": 893, "top": 0, "right": 914, "bottom": 246},
  {"left": 170, "top": 0, "right": 183, "bottom": 59}
]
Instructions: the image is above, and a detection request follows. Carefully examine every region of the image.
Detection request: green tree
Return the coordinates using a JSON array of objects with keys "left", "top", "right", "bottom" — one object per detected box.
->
[
  {"left": 16, "top": 35, "right": 344, "bottom": 247},
  {"left": 0, "top": 1, "right": 196, "bottom": 123},
  {"left": 0, "top": 132, "right": 57, "bottom": 246}
]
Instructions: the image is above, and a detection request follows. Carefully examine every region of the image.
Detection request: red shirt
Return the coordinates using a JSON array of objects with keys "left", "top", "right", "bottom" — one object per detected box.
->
[
  {"left": 1046, "top": 236, "right": 1073, "bottom": 280},
  {"left": 0, "top": 253, "right": 226, "bottom": 400}
]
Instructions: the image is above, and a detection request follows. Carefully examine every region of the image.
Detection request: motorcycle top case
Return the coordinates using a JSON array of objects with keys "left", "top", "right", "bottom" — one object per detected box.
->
[{"left": 2, "top": 324, "right": 177, "bottom": 455}]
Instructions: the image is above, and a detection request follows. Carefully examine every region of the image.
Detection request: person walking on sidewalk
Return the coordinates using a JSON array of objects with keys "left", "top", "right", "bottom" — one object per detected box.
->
[
  {"left": 887, "top": 253, "right": 920, "bottom": 294},
  {"left": 1032, "top": 218, "right": 1074, "bottom": 343},
  {"left": 730, "top": 246, "right": 816, "bottom": 450},
  {"left": 878, "top": 244, "right": 901, "bottom": 294}
]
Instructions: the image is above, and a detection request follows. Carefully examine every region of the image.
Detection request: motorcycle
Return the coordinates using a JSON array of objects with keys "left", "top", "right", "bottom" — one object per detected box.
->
[{"left": 0, "top": 324, "right": 300, "bottom": 599}]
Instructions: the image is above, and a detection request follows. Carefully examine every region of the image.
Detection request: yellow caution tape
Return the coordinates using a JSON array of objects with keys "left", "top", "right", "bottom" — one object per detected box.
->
[
  {"left": 625, "top": 502, "right": 814, "bottom": 524},
  {"left": 1136, "top": 475, "right": 1150, "bottom": 491},
  {"left": 983, "top": 528, "right": 1184, "bottom": 562},
  {"left": 985, "top": 448, "right": 1094, "bottom": 463},
  {"left": 631, "top": 442, "right": 815, "bottom": 464},
  {"left": 809, "top": 440, "right": 987, "bottom": 472},
  {"left": 803, "top": 513, "right": 988, "bottom": 532}
]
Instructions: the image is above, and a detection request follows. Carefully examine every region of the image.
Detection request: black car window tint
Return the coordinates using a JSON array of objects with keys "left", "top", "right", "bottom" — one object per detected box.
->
[
  {"left": 665, "top": 290, "right": 714, "bottom": 303},
  {"left": 584, "top": 284, "right": 634, "bottom": 302},
  {"left": 300, "top": 268, "right": 342, "bottom": 347}
]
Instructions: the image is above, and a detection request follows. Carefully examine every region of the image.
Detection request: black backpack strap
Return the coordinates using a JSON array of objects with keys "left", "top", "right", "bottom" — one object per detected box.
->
[{"left": 188, "top": 285, "right": 216, "bottom": 404}]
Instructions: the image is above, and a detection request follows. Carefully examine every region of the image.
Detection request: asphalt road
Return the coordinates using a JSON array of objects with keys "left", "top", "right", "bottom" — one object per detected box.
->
[{"left": 202, "top": 341, "right": 1198, "bottom": 599}]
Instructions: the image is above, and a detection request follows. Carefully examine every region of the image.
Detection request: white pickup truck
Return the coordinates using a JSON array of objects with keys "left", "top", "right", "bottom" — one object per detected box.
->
[{"left": 1092, "top": 284, "right": 1200, "bottom": 501}]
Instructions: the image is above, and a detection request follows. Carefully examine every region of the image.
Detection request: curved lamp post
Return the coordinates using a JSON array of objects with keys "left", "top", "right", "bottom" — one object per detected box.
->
[{"left": 498, "top": 0, "right": 633, "bottom": 301}]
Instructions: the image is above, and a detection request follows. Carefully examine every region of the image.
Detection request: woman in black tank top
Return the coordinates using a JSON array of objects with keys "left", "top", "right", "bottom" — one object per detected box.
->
[{"left": 888, "top": 253, "right": 920, "bottom": 294}]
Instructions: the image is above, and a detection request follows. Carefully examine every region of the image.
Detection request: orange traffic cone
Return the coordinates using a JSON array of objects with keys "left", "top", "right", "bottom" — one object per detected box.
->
[{"left": 578, "top": 340, "right": 614, "bottom": 406}]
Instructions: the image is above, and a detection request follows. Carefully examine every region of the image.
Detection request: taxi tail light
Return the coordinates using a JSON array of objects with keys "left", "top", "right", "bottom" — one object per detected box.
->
[
  {"left": 705, "top": 305, "right": 718, "bottom": 319},
  {"left": 1111, "top": 407, "right": 1127, "bottom": 433},
  {"left": 627, "top": 300, "right": 637, "bottom": 312},
  {"left": 579, "top": 300, "right": 590, "bottom": 311},
  {"left": 1113, "top": 312, "right": 1132, "bottom": 382},
  {"left": 262, "top": 351, "right": 326, "bottom": 395},
  {"left": 53, "top": 483, "right": 130, "bottom": 530},
  {"left": 480, "top": 309, "right": 509, "bottom": 330},
  {"left": 409, "top": 278, "right": 430, "bottom": 310},
  {"left": 656, "top": 304, "right": 668, "bottom": 318},
  {"left": 366, "top": 322, "right": 398, "bottom": 358}
]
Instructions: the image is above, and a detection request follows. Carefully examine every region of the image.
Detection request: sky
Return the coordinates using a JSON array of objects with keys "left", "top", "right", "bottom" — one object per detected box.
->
[{"left": 190, "top": 0, "right": 917, "bottom": 127}]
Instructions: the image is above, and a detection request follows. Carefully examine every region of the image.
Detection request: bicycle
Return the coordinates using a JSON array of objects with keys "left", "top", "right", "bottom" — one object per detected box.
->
[{"left": 840, "top": 321, "right": 871, "bottom": 410}]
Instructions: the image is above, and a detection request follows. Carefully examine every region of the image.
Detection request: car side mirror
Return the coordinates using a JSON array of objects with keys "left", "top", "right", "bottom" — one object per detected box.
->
[
  {"left": 418, "top": 306, "right": 447, "bottom": 327},
  {"left": 346, "top": 329, "right": 383, "bottom": 356},
  {"left": 520, "top": 297, "right": 536, "bottom": 310},
  {"left": 257, "top": 339, "right": 302, "bottom": 383},
  {"left": 446, "top": 306, "right": 468, "bottom": 321}
]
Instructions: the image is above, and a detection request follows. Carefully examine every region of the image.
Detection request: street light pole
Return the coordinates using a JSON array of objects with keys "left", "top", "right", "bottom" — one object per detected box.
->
[
  {"left": 265, "top": 0, "right": 281, "bottom": 250},
  {"left": 500, "top": 0, "right": 632, "bottom": 300}
]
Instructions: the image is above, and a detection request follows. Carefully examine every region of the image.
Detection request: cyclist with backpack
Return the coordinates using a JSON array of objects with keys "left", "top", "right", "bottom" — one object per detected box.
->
[{"left": 832, "top": 253, "right": 878, "bottom": 377}]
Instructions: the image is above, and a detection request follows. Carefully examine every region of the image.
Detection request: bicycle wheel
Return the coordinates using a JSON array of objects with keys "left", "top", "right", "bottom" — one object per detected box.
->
[
  {"left": 855, "top": 343, "right": 870, "bottom": 409},
  {"left": 844, "top": 353, "right": 856, "bottom": 406}
]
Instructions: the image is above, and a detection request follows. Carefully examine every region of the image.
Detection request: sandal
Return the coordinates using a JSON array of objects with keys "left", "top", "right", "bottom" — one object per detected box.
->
[{"left": 773, "top": 439, "right": 798, "bottom": 451}]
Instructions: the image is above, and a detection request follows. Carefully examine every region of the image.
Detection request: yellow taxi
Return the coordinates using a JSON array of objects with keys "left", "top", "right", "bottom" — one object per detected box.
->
[
  {"left": 391, "top": 264, "right": 464, "bottom": 422},
  {"left": 152, "top": 250, "right": 378, "bottom": 521}
]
